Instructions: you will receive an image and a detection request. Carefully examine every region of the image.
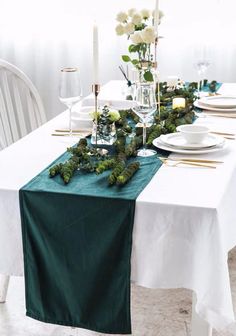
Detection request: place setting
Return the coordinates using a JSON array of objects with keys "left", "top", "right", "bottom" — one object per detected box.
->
[
  {"left": 153, "top": 124, "right": 227, "bottom": 168},
  {"left": 194, "top": 95, "right": 236, "bottom": 118}
]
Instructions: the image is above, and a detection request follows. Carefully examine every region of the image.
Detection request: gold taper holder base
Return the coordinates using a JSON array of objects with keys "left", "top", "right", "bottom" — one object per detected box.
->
[
  {"left": 92, "top": 84, "right": 100, "bottom": 146},
  {"left": 154, "top": 37, "right": 158, "bottom": 66},
  {"left": 154, "top": 37, "right": 161, "bottom": 121},
  {"left": 92, "top": 84, "right": 100, "bottom": 97},
  {"left": 157, "top": 78, "right": 161, "bottom": 121},
  {"left": 91, "top": 84, "right": 108, "bottom": 155}
]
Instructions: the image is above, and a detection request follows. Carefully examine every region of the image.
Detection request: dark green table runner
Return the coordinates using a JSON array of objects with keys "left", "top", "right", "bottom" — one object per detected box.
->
[{"left": 19, "top": 150, "right": 162, "bottom": 334}]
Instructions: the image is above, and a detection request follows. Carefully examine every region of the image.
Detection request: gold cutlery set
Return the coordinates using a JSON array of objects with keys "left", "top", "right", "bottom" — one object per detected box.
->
[
  {"left": 51, "top": 129, "right": 92, "bottom": 137},
  {"left": 210, "top": 131, "right": 236, "bottom": 140},
  {"left": 159, "top": 157, "right": 223, "bottom": 169}
]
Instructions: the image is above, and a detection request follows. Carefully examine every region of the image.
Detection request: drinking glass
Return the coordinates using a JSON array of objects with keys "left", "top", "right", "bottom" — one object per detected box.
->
[
  {"left": 59, "top": 67, "right": 82, "bottom": 138},
  {"left": 132, "top": 82, "right": 157, "bottom": 157},
  {"left": 193, "top": 60, "right": 210, "bottom": 98}
]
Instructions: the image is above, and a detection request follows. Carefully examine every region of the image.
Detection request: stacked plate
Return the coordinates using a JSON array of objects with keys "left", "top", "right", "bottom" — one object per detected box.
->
[
  {"left": 72, "top": 106, "right": 93, "bottom": 129},
  {"left": 194, "top": 95, "right": 236, "bottom": 113},
  {"left": 153, "top": 132, "right": 226, "bottom": 154}
]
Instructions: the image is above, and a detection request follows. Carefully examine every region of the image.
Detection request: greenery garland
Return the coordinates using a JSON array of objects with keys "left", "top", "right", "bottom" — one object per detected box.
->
[
  {"left": 49, "top": 137, "right": 142, "bottom": 186},
  {"left": 49, "top": 80, "right": 218, "bottom": 186}
]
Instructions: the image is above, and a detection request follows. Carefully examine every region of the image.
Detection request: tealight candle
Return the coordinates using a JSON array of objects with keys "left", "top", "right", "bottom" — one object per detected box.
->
[{"left": 172, "top": 97, "right": 186, "bottom": 109}]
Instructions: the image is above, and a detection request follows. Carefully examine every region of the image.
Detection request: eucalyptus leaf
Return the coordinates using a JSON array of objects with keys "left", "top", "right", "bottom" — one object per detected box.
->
[
  {"left": 128, "top": 45, "right": 139, "bottom": 53},
  {"left": 143, "top": 71, "right": 154, "bottom": 82},
  {"left": 131, "top": 59, "right": 139, "bottom": 65},
  {"left": 122, "top": 55, "right": 131, "bottom": 62}
]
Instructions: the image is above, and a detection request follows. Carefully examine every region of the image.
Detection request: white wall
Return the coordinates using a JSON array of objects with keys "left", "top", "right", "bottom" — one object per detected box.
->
[{"left": 0, "top": 0, "right": 235, "bottom": 120}]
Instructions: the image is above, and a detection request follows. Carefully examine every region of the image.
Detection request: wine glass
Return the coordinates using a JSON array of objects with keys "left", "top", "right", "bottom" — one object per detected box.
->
[
  {"left": 132, "top": 82, "right": 157, "bottom": 157},
  {"left": 193, "top": 60, "right": 210, "bottom": 98},
  {"left": 59, "top": 67, "right": 82, "bottom": 139}
]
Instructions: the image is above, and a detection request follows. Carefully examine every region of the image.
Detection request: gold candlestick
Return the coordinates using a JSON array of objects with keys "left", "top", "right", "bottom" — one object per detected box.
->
[
  {"left": 92, "top": 84, "right": 100, "bottom": 146},
  {"left": 154, "top": 36, "right": 158, "bottom": 67},
  {"left": 154, "top": 37, "right": 161, "bottom": 121},
  {"left": 91, "top": 84, "right": 108, "bottom": 155}
]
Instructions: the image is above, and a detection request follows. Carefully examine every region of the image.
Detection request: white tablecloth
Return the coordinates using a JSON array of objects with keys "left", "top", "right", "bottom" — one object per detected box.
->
[{"left": 0, "top": 81, "right": 236, "bottom": 333}]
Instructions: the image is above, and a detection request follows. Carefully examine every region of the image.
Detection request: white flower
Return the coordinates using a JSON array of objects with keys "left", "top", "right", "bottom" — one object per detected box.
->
[
  {"left": 115, "top": 24, "right": 125, "bottom": 36},
  {"left": 141, "top": 26, "right": 155, "bottom": 44},
  {"left": 152, "top": 9, "right": 164, "bottom": 23},
  {"left": 90, "top": 110, "right": 101, "bottom": 121},
  {"left": 140, "top": 9, "right": 150, "bottom": 19},
  {"left": 159, "top": 10, "right": 164, "bottom": 20},
  {"left": 108, "top": 110, "right": 120, "bottom": 122},
  {"left": 130, "top": 31, "right": 143, "bottom": 44},
  {"left": 124, "top": 22, "right": 135, "bottom": 35},
  {"left": 131, "top": 12, "right": 142, "bottom": 25},
  {"left": 128, "top": 8, "right": 136, "bottom": 17},
  {"left": 116, "top": 11, "right": 128, "bottom": 23}
]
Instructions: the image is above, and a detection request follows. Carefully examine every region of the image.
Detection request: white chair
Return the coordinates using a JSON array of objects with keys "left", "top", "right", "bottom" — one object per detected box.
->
[
  {"left": 0, "top": 59, "right": 46, "bottom": 148},
  {"left": 0, "top": 136, "right": 4, "bottom": 150},
  {"left": 0, "top": 60, "right": 46, "bottom": 303}
]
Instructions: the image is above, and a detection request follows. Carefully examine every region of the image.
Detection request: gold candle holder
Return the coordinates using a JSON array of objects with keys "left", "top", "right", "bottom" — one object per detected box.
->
[
  {"left": 91, "top": 84, "right": 108, "bottom": 155},
  {"left": 154, "top": 37, "right": 161, "bottom": 120},
  {"left": 92, "top": 84, "right": 100, "bottom": 146}
]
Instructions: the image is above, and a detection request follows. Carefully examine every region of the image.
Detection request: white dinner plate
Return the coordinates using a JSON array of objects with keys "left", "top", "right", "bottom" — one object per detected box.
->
[
  {"left": 199, "top": 96, "right": 236, "bottom": 109},
  {"left": 160, "top": 133, "right": 224, "bottom": 149},
  {"left": 194, "top": 100, "right": 236, "bottom": 112},
  {"left": 153, "top": 137, "right": 227, "bottom": 155}
]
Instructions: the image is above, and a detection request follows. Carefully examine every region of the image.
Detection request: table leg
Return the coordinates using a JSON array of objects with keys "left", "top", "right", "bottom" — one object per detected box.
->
[
  {"left": 0, "top": 275, "right": 10, "bottom": 303},
  {"left": 191, "top": 292, "right": 212, "bottom": 336}
]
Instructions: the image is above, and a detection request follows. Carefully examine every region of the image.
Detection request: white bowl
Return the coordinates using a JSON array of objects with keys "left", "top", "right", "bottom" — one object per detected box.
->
[
  {"left": 72, "top": 106, "right": 93, "bottom": 128},
  {"left": 73, "top": 106, "right": 93, "bottom": 119},
  {"left": 176, "top": 125, "right": 209, "bottom": 144}
]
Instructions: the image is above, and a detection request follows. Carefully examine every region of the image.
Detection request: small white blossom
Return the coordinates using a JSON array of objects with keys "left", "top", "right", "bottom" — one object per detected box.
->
[
  {"left": 130, "top": 31, "right": 143, "bottom": 44},
  {"left": 152, "top": 9, "right": 164, "bottom": 23},
  {"left": 108, "top": 110, "right": 120, "bottom": 122},
  {"left": 116, "top": 11, "right": 128, "bottom": 23},
  {"left": 131, "top": 12, "right": 142, "bottom": 25},
  {"left": 90, "top": 111, "right": 101, "bottom": 121},
  {"left": 124, "top": 22, "right": 135, "bottom": 35},
  {"left": 141, "top": 26, "right": 155, "bottom": 44},
  {"left": 159, "top": 10, "right": 164, "bottom": 20},
  {"left": 128, "top": 8, "right": 136, "bottom": 17},
  {"left": 115, "top": 24, "right": 125, "bottom": 36},
  {"left": 140, "top": 9, "right": 150, "bottom": 19}
]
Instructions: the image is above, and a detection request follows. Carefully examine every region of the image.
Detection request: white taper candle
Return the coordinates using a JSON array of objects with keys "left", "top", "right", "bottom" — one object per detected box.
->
[
  {"left": 93, "top": 22, "right": 99, "bottom": 84},
  {"left": 154, "top": 0, "right": 159, "bottom": 37}
]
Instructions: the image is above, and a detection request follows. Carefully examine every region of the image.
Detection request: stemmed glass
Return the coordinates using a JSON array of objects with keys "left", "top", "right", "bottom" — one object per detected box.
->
[
  {"left": 59, "top": 67, "right": 82, "bottom": 139},
  {"left": 194, "top": 60, "right": 210, "bottom": 98},
  {"left": 132, "top": 82, "right": 157, "bottom": 157}
]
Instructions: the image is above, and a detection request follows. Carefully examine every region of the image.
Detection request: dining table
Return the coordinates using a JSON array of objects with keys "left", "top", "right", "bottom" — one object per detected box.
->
[{"left": 0, "top": 80, "right": 236, "bottom": 336}]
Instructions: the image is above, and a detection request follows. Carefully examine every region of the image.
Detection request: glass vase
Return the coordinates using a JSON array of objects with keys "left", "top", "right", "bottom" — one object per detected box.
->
[{"left": 91, "top": 121, "right": 117, "bottom": 145}]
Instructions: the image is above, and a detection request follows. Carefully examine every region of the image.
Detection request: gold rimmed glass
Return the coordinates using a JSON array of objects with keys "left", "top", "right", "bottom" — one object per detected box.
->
[{"left": 59, "top": 67, "right": 82, "bottom": 139}]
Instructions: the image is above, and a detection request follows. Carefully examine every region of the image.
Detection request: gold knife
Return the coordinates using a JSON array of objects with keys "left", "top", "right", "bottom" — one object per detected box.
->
[
  {"left": 51, "top": 133, "right": 91, "bottom": 137},
  {"left": 158, "top": 157, "right": 223, "bottom": 164},
  {"left": 55, "top": 129, "right": 91, "bottom": 133},
  {"left": 211, "top": 131, "right": 236, "bottom": 136},
  {"left": 160, "top": 158, "right": 216, "bottom": 169}
]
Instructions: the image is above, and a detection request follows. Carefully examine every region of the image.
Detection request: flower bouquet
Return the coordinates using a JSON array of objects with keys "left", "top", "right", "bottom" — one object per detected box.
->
[{"left": 115, "top": 8, "right": 164, "bottom": 82}]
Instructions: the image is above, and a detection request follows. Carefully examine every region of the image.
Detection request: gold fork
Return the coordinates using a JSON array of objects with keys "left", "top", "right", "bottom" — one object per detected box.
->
[
  {"left": 159, "top": 158, "right": 217, "bottom": 169},
  {"left": 158, "top": 157, "right": 223, "bottom": 164}
]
